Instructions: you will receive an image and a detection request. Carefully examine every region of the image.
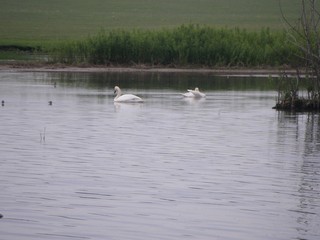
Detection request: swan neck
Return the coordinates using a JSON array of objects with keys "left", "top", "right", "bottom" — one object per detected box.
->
[{"left": 114, "top": 87, "right": 122, "bottom": 100}]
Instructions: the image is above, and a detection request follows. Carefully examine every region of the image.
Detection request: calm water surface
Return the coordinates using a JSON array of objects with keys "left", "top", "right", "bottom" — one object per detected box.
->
[{"left": 0, "top": 71, "right": 319, "bottom": 240}]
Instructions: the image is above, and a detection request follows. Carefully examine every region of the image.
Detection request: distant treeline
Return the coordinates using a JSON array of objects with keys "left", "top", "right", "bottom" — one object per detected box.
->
[{"left": 48, "top": 24, "right": 298, "bottom": 67}]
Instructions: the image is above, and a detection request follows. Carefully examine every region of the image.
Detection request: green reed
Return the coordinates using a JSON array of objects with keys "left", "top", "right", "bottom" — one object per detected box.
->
[{"left": 48, "top": 24, "right": 298, "bottom": 67}]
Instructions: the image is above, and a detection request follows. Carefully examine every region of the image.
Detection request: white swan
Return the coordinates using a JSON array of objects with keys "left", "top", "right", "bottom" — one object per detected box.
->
[
  {"left": 182, "top": 87, "right": 206, "bottom": 98},
  {"left": 114, "top": 86, "right": 143, "bottom": 103}
]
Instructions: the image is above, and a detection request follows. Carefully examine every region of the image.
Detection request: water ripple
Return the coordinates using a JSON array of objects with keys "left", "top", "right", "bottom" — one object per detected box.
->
[{"left": 1, "top": 72, "right": 320, "bottom": 240}]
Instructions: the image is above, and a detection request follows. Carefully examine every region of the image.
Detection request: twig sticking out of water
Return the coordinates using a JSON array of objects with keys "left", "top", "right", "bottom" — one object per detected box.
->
[{"left": 40, "top": 127, "right": 46, "bottom": 143}]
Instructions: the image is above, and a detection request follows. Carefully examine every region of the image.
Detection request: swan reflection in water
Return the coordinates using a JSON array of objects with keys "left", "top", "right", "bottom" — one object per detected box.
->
[
  {"left": 183, "top": 96, "right": 206, "bottom": 105},
  {"left": 114, "top": 102, "right": 144, "bottom": 112}
]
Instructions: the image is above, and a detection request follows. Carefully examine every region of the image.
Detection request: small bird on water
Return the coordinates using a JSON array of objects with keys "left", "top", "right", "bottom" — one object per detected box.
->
[
  {"left": 1, "top": 100, "right": 4, "bottom": 106},
  {"left": 48, "top": 101, "right": 53, "bottom": 105},
  {"left": 0, "top": 213, "right": 3, "bottom": 219}
]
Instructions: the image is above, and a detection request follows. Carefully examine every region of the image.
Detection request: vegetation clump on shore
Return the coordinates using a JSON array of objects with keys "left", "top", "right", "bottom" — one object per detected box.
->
[
  {"left": 273, "top": 0, "right": 320, "bottom": 112},
  {"left": 48, "top": 25, "right": 297, "bottom": 67},
  {"left": 273, "top": 73, "right": 320, "bottom": 111}
]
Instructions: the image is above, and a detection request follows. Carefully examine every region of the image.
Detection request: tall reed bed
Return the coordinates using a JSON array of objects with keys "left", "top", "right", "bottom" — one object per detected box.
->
[{"left": 49, "top": 24, "right": 297, "bottom": 67}]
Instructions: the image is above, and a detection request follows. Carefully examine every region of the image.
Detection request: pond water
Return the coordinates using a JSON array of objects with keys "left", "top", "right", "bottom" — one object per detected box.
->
[{"left": 0, "top": 71, "right": 319, "bottom": 240}]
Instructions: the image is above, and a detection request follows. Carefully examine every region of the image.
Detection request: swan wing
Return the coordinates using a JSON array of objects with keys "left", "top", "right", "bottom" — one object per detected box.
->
[
  {"left": 114, "top": 94, "right": 143, "bottom": 102},
  {"left": 187, "top": 90, "right": 206, "bottom": 98},
  {"left": 182, "top": 92, "right": 194, "bottom": 97}
]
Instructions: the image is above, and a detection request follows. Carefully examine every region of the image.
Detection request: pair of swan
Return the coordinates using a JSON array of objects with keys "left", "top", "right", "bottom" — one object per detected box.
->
[{"left": 113, "top": 86, "right": 206, "bottom": 103}]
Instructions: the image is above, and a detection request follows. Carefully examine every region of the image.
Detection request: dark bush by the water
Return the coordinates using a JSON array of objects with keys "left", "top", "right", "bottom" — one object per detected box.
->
[{"left": 49, "top": 25, "right": 298, "bottom": 67}]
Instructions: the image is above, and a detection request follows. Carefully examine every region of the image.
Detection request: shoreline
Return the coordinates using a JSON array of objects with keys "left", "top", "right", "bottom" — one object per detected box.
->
[{"left": 0, "top": 63, "right": 297, "bottom": 77}]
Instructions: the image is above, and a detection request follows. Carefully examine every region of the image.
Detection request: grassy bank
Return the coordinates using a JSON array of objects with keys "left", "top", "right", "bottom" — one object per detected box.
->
[
  {"left": 48, "top": 25, "right": 297, "bottom": 67},
  {"left": 0, "top": 1, "right": 301, "bottom": 67}
]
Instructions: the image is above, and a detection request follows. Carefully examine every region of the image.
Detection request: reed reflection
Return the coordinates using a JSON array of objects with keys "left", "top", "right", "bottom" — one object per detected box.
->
[{"left": 277, "top": 112, "right": 320, "bottom": 238}]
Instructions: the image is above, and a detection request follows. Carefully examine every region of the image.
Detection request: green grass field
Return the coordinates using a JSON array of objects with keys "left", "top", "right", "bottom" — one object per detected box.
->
[{"left": 0, "top": 0, "right": 300, "bottom": 43}]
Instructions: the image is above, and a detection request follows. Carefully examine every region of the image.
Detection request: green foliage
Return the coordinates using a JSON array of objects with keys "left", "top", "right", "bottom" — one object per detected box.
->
[
  {"left": 274, "top": 73, "right": 320, "bottom": 111},
  {"left": 49, "top": 24, "right": 298, "bottom": 67}
]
